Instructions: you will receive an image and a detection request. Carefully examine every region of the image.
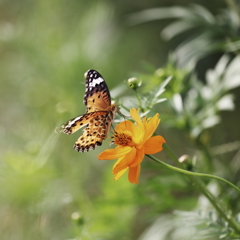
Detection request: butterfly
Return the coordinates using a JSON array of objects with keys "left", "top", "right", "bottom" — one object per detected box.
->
[{"left": 58, "top": 69, "right": 117, "bottom": 153}]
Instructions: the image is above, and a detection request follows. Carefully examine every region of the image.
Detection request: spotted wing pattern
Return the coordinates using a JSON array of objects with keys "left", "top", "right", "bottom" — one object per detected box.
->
[
  {"left": 58, "top": 69, "right": 117, "bottom": 153},
  {"left": 59, "top": 111, "right": 108, "bottom": 135},
  {"left": 84, "top": 69, "right": 111, "bottom": 113},
  {"left": 73, "top": 107, "right": 116, "bottom": 152}
]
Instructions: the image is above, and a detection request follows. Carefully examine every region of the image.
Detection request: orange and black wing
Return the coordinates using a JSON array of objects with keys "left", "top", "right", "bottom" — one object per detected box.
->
[
  {"left": 84, "top": 69, "right": 111, "bottom": 112},
  {"left": 57, "top": 69, "right": 116, "bottom": 153},
  {"left": 58, "top": 111, "right": 108, "bottom": 135},
  {"left": 73, "top": 110, "right": 115, "bottom": 152}
]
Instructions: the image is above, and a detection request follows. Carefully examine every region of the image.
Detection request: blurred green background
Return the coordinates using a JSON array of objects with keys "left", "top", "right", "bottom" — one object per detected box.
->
[{"left": 1, "top": 0, "right": 240, "bottom": 239}]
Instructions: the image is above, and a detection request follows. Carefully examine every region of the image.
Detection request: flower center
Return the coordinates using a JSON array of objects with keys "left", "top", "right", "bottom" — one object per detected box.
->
[{"left": 114, "top": 131, "right": 134, "bottom": 146}]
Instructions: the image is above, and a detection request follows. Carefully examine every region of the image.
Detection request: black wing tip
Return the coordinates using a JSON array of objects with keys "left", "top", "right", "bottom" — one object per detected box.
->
[
  {"left": 84, "top": 69, "right": 102, "bottom": 79},
  {"left": 73, "top": 143, "right": 100, "bottom": 153}
]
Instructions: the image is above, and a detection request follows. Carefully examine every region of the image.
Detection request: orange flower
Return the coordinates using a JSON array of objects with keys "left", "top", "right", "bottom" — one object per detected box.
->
[{"left": 98, "top": 108, "right": 166, "bottom": 184}]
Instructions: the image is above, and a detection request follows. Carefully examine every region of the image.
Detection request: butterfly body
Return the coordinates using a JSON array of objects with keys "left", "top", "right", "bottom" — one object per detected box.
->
[{"left": 59, "top": 69, "right": 117, "bottom": 153}]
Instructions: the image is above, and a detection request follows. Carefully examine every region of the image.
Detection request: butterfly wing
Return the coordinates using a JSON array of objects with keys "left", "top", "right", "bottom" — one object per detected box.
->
[
  {"left": 58, "top": 111, "right": 108, "bottom": 135},
  {"left": 74, "top": 110, "right": 115, "bottom": 152},
  {"left": 57, "top": 69, "right": 117, "bottom": 153},
  {"left": 84, "top": 69, "right": 111, "bottom": 112}
]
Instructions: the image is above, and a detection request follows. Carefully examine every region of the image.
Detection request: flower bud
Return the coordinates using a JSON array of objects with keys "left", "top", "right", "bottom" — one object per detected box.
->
[
  {"left": 128, "top": 77, "right": 142, "bottom": 90},
  {"left": 178, "top": 154, "right": 189, "bottom": 163},
  {"left": 71, "top": 211, "right": 84, "bottom": 226},
  {"left": 178, "top": 154, "right": 194, "bottom": 171}
]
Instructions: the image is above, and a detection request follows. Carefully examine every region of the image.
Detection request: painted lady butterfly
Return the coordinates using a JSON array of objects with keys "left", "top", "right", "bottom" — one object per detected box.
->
[{"left": 58, "top": 69, "right": 117, "bottom": 152}]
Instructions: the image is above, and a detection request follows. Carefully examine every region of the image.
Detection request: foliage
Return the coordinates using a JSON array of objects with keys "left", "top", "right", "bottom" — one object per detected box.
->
[
  {"left": 1, "top": 1, "right": 240, "bottom": 240},
  {"left": 166, "top": 54, "right": 240, "bottom": 138},
  {"left": 139, "top": 209, "right": 240, "bottom": 240},
  {"left": 128, "top": 3, "right": 240, "bottom": 69}
]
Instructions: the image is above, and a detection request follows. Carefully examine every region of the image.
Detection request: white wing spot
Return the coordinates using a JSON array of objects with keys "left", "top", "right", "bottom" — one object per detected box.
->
[
  {"left": 89, "top": 77, "right": 103, "bottom": 87},
  {"left": 67, "top": 116, "right": 81, "bottom": 127}
]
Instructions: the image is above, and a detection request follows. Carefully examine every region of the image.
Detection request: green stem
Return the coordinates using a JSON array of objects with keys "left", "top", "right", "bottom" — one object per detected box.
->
[
  {"left": 200, "top": 141, "right": 214, "bottom": 172},
  {"left": 146, "top": 154, "right": 240, "bottom": 234},
  {"left": 194, "top": 135, "right": 215, "bottom": 172},
  {"left": 188, "top": 175, "right": 240, "bottom": 233},
  {"left": 134, "top": 90, "right": 144, "bottom": 112},
  {"left": 160, "top": 144, "right": 240, "bottom": 193},
  {"left": 147, "top": 154, "right": 240, "bottom": 194},
  {"left": 162, "top": 144, "right": 182, "bottom": 168}
]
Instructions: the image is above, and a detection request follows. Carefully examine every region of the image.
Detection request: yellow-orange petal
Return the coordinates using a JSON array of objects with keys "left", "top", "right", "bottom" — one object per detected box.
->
[
  {"left": 144, "top": 135, "right": 166, "bottom": 154},
  {"left": 115, "top": 120, "right": 136, "bottom": 133},
  {"left": 98, "top": 146, "right": 132, "bottom": 160},
  {"left": 130, "top": 108, "right": 143, "bottom": 128},
  {"left": 113, "top": 156, "right": 129, "bottom": 180},
  {"left": 113, "top": 156, "right": 128, "bottom": 180},
  {"left": 128, "top": 164, "right": 141, "bottom": 184},
  {"left": 114, "top": 167, "right": 128, "bottom": 180},
  {"left": 130, "top": 146, "right": 145, "bottom": 167},
  {"left": 113, "top": 147, "right": 136, "bottom": 174},
  {"left": 112, "top": 156, "right": 124, "bottom": 169},
  {"left": 143, "top": 113, "right": 160, "bottom": 142},
  {"left": 130, "top": 108, "right": 144, "bottom": 144}
]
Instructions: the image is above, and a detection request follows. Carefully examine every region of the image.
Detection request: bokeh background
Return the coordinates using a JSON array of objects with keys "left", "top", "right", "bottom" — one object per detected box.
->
[{"left": 1, "top": 0, "right": 240, "bottom": 239}]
